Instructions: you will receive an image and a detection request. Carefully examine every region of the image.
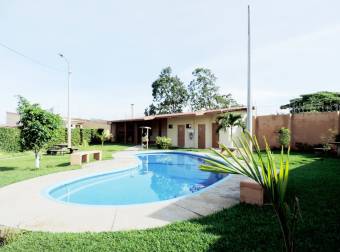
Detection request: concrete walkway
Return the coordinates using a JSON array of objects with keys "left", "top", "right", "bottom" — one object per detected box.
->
[{"left": 0, "top": 150, "right": 244, "bottom": 232}]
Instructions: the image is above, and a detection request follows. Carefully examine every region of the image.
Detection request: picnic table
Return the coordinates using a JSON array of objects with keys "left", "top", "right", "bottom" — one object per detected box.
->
[
  {"left": 47, "top": 144, "right": 79, "bottom": 155},
  {"left": 47, "top": 144, "right": 68, "bottom": 155},
  {"left": 329, "top": 142, "right": 340, "bottom": 157}
]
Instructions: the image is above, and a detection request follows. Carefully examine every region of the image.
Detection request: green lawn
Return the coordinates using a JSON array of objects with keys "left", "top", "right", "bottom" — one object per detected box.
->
[
  {"left": 0, "top": 144, "right": 129, "bottom": 187},
  {"left": 0, "top": 152, "right": 339, "bottom": 251}
]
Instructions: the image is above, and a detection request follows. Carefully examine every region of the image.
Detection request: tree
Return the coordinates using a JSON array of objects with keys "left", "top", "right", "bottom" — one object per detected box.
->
[
  {"left": 97, "top": 129, "right": 112, "bottom": 147},
  {"left": 188, "top": 68, "right": 238, "bottom": 110},
  {"left": 17, "top": 96, "right": 63, "bottom": 168},
  {"left": 145, "top": 67, "right": 188, "bottom": 115},
  {"left": 144, "top": 104, "right": 157, "bottom": 116},
  {"left": 278, "top": 127, "right": 291, "bottom": 148},
  {"left": 280, "top": 91, "right": 340, "bottom": 113},
  {"left": 216, "top": 113, "right": 242, "bottom": 145},
  {"left": 214, "top": 94, "right": 238, "bottom": 109}
]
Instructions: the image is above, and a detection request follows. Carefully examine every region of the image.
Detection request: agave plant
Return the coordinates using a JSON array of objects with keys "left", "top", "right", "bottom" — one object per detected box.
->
[{"left": 200, "top": 132, "right": 300, "bottom": 252}]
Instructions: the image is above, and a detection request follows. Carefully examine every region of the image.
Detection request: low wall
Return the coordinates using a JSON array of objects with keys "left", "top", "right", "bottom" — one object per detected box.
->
[{"left": 254, "top": 111, "right": 340, "bottom": 149}]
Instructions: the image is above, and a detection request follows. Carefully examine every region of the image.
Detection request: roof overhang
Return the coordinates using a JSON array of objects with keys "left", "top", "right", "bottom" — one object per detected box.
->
[{"left": 110, "top": 106, "right": 247, "bottom": 123}]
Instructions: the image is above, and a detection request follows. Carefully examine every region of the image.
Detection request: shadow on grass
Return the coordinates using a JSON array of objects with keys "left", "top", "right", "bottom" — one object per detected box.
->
[
  {"left": 188, "top": 154, "right": 340, "bottom": 251},
  {"left": 0, "top": 167, "right": 15, "bottom": 172},
  {"left": 56, "top": 162, "right": 70, "bottom": 167}
]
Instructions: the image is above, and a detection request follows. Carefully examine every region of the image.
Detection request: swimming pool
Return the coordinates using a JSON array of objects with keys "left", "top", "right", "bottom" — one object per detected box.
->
[{"left": 47, "top": 152, "right": 227, "bottom": 206}]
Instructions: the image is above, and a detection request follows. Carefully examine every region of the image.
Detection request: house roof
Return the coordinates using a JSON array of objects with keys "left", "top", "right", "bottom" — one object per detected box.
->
[{"left": 110, "top": 106, "right": 247, "bottom": 123}]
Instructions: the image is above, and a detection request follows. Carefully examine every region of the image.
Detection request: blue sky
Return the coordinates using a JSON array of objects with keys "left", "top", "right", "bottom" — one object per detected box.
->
[{"left": 1, "top": 0, "right": 339, "bottom": 123}]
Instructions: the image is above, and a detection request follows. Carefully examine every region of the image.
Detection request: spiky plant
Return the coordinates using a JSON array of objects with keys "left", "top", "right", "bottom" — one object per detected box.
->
[{"left": 200, "top": 132, "right": 300, "bottom": 252}]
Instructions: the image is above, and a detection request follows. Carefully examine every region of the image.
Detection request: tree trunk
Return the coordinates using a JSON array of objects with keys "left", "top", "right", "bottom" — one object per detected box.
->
[
  {"left": 230, "top": 126, "right": 233, "bottom": 147},
  {"left": 35, "top": 152, "right": 40, "bottom": 169}
]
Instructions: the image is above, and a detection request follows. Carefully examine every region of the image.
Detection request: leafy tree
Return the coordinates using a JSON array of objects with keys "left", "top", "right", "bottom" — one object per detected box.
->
[
  {"left": 214, "top": 94, "right": 238, "bottom": 109},
  {"left": 188, "top": 68, "right": 238, "bottom": 110},
  {"left": 145, "top": 67, "right": 188, "bottom": 115},
  {"left": 216, "top": 113, "right": 243, "bottom": 145},
  {"left": 17, "top": 96, "right": 63, "bottom": 168},
  {"left": 188, "top": 68, "right": 218, "bottom": 110},
  {"left": 280, "top": 91, "right": 340, "bottom": 113},
  {"left": 144, "top": 104, "right": 157, "bottom": 116}
]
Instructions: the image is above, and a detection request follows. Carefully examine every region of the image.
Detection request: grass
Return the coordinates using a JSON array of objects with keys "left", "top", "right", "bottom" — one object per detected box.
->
[
  {"left": 78, "top": 143, "right": 130, "bottom": 159},
  {"left": 0, "top": 144, "right": 129, "bottom": 187},
  {"left": 0, "top": 152, "right": 339, "bottom": 251}
]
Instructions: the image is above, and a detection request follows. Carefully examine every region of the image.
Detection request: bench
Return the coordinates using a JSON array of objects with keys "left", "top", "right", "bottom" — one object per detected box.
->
[{"left": 70, "top": 150, "right": 102, "bottom": 165}]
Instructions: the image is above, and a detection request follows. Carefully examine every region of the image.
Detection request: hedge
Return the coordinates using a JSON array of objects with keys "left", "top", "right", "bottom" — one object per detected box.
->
[
  {"left": 0, "top": 127, "right": 105, "bottom": 151},
  {"left": 72, "top": 128, "right": 101, "bottom": 146},
  {"left": 50, "top": 128, "right": 101, "bottom": 146},
  {"left": 81, "top": 128, "right": 93, "bottom": 144},
  {"left": 0, "top": 128, "right": 21, "bottom": 152}
]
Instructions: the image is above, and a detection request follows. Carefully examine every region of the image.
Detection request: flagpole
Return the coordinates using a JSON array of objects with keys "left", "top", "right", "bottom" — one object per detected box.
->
[{"left": 246, "top": 5, "right": 253, "bottom": 145}]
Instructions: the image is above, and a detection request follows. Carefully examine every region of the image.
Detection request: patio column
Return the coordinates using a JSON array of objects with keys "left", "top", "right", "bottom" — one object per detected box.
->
[
  {"left": 134, "top": 123, "right": 138, "bottom": 145},
  {"left": 124, "top": 122, "right": 127, "bottom": 144}
]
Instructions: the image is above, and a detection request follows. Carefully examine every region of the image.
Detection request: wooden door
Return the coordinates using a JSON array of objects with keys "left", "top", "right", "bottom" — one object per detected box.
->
[
  {"left": 198, "top": 124, "right": 206, "bottom": 149},
  {"left": 177, "top": 125, "right": 185, "bottom": 147},
  {"left": 212, "top": 123, "right": 219, "bottom": 148}
]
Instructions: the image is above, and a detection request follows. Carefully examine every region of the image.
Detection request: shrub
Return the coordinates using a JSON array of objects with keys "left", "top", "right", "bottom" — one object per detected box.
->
[
  {"left": 278, "top": 127, "right": 291, "bottom": 148},
  {"left": 295, "top": 142, "right": 313, "bottom": 152},
  {"left": 96, "top": 129, "right": 112, "bottom": 147},
  {"left": 89, "top": 129, "right": 104, "bottom": 144},
  {"left": 0, "top": 128, "right": 21, "bottom": 152},
  {"left": 0, "top": 227, "right": 20, "bottom": 246},
  {"left": 156, "top": 136, "right": 172, "bottom": 149},
  {"left": 321, "top": 128, "right": 337, "bottom": 150}
]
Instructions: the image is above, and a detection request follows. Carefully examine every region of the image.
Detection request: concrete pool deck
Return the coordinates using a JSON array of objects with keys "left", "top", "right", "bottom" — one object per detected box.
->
[{"left": 0, "top": 150, "right": 244, "bottom": 232}]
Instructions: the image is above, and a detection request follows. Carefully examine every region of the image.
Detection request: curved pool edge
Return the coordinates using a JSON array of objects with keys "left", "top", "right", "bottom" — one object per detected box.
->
[
  {"left": 0, "top": 149, "right": 245, "bottom": 232},
  {"left": 42, "top": 157, "right": 143, "bottom": 206},
  {"left": 43, "top": 150, "right": 230, "bottom": 208}
]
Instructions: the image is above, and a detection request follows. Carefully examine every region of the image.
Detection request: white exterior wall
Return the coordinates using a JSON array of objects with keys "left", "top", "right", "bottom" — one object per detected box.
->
[
  {"left": 219, "top": 126, "right": 243, "bottom": 147},
  {"left": 167, "top": 116, "right": 197, "bottom": 148},
  {"left": 167, "top": 112, "right": 245, "bottom": 148}
]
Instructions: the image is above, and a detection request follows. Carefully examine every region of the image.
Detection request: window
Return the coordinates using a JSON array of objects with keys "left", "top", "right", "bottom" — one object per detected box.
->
[
  {"left": 186, "top": 124, "right": 192, "bottom": 129},
  {"left": 168, "top": 124, "right": 173, "bottom": 129}
]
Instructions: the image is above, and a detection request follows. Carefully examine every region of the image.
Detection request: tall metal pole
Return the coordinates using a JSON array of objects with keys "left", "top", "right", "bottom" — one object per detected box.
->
[
  {"left": 59, "top": 54, "right": 72, "bottom": 148},
  {"left": 246, "top": 5, "right": 253, "bottom": 142}
]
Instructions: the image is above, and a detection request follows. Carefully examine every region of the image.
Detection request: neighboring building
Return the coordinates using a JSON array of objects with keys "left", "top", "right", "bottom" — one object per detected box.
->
[
  {"left": 5, "top": 112, "right": 20, "bottom": 127},
  {"left": 5, "top": 112, "right": 110, "bottom": 130},
  {"left": 111, "top": 107, "right": 247, "bottom": 148}
]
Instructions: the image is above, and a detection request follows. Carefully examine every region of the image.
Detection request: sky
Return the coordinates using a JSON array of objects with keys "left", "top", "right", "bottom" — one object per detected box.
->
[{"left": 0, "top": 0, "right": 339, "bottom": 123}]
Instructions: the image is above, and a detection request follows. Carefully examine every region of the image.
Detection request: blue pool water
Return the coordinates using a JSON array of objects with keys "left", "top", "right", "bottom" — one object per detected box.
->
[{"left": 47, "top": 152, "right": 226, "bottom": 205}]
